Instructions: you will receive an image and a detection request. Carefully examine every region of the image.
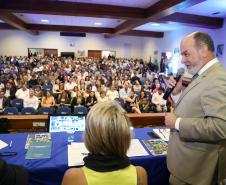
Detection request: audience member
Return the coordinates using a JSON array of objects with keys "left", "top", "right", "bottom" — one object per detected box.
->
[
  {"left": 85, "top": 91, "right": 97, "bottom": 109},
  {"left": 71, "top": 91, "right": 86, "bottom": 112},
  {"left": 4, "top": 82, "right": 16, "bottom": 100},
  {"left": 41, "top": 90, "right": 55, "bottom": 107},
  {"left": 97, "top": 91, "right": 108, "bottom": 103},
  {"left": 106, "top": 84, "right": 119, "bottom": 101},
  {"left": 151, "top": 87, "right": 166, "bottom": 112},
  {"left": 56, "top": 91, "right": 70, "bottom": 105},
  {"left": 119, "top": 81, "right": 131, "bottom": 101},
  {"left": 15, "top": 83, "right": 29, "bottom": 100},
  {"left": 34, "top": 85, "right": 43, "bottom": 100},
  {"left": 23, "top": 89, "right": 39, "bottom": 110},
  {"left": 0, "top": 91, "right": 10, "bottom": 114}
]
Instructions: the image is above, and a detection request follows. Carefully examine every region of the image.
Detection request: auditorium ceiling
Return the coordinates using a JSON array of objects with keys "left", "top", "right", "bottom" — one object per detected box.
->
[{"left": 0, "top": 0, "right": 225, "bottom": 38}]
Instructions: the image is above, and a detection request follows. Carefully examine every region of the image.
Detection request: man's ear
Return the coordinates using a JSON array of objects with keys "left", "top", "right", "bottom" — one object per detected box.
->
[{"left": 199, "top": 44, "right": 208, "bottom": 58}]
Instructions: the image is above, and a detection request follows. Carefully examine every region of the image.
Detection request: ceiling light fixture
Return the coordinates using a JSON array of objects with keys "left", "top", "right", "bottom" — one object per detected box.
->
[
  {"left": 151, "top": 23, "right": 160, "bottom": 26},
  {"left": 94, "top": 22, "right": 102, "bottom": 25},
  {"left": 41, "top": 19, "right": 49, "bottom": 23}
]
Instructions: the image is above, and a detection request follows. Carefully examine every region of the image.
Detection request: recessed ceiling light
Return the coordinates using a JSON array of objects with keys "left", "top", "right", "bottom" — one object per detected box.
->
[
  {"left": 41, "top": 19, "right": 49, "bottom": 23},
  {"left": 151, "top": 23, "right": 160, "bottom": 26},
  {"left": 94, "top": 22, "right": 102, "bottom": 25}
]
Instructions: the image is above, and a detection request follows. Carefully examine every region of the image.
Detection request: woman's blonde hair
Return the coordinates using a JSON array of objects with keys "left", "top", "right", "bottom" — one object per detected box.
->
[{"left": 84, "top": 101, "right": 131, "bottom": 157}]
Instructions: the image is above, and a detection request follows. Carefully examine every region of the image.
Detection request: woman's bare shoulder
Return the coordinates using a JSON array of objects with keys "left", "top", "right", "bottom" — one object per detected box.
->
[
  {"left": 62, "top": 168, "right": 87, "bottom": 185},
  {"left": 136, "top": 166, "right": 148, "bottom": 185}
]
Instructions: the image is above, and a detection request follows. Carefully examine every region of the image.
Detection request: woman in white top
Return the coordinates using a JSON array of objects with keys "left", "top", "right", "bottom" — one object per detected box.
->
[{"left": 106, "top": 84, "right": 119, "bottom": 101}]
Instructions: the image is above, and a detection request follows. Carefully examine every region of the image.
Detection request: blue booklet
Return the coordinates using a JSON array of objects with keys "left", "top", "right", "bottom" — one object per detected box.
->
[{"left": 25, "top": 134, "right": 52, "bottom": 159}]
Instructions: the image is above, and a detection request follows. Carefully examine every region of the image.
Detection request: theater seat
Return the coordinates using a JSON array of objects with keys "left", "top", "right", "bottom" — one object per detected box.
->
[
  {"left": 21, "top": 107, "right": 36, "bottom": 115},
  {"left": 38, "top": 107, "right": 54, "bottom": 115},
  {"left": 56, "top": 107, "right": 71, "bottom": 115},
  {"left": 73, "top": 106, "right": 88, "bottom": 115},
  {"left": 4, "top": 107, "right": 19, "bottom": 115},
  {"left": 11, "top": 99, "right": 24, "bottom": 112}
]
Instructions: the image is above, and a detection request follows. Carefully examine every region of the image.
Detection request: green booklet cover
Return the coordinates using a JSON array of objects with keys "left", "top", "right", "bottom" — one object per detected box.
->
[
  {"left": 25, "top": 140, "right": 52, "bottom": 159},
  {"left": 25, "top": 133, "right": 52, "bottom": 159}
]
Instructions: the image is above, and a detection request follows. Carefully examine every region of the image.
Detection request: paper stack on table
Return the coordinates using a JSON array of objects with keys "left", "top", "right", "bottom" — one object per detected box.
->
[
  {"left": 68, "top": 139, "right": 149, "bottom": 167},
  {"left": 127, "top": 139, "right": 149, "bottom": 157},
  {"left": 68, "top": 142, "right": 88, "bottom": 167}
]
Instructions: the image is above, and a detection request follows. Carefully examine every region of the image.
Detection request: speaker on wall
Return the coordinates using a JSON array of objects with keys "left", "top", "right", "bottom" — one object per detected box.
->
[{"left": 60, "top": 32, "right": 86, "bottom": 37}]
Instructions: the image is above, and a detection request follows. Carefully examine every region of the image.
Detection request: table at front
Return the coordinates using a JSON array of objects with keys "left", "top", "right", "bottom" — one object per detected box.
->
[{"left": 0, "top": 128, "right": 169, "bottom": 185}]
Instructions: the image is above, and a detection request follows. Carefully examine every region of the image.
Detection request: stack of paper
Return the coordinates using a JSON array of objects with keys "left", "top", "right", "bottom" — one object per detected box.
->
[
  {"left": 68, "top": 142, "right": 88, "bottom": 167},
  {"left": 127, "top": 139, "right": 149, "bottom": 157},
  {"left": 68, "top": 139, "right": 149, "bottom": 167}
]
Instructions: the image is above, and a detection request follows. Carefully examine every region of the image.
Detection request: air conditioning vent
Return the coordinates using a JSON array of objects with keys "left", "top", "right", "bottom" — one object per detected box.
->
[{"left": 60, "top": 32, "right": 86, "bottom": 37}]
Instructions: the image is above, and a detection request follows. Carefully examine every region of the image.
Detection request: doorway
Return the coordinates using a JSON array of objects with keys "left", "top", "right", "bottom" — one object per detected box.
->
[{"left": 88, "top": 50, "right": 102, "bottom": 59}]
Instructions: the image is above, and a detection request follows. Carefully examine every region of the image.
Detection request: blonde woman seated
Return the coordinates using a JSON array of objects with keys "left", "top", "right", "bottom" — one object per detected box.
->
[
  {"left": 41, "top": 90, "right": 56, "bottom": 107},
  {"left": 62, "top": 101, "right": 147, "bottom": 185}
]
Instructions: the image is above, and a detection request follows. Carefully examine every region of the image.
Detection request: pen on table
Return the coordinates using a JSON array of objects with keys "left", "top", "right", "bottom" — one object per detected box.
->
[{"left": 9, "top": 140, "right": 12, "bottom": 148}]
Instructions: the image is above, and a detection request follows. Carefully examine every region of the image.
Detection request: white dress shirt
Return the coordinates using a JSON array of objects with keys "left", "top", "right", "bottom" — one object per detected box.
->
[
  {"left": 119, "top": 88, "right": 131, "bottom": 100},
  {"left": 15, "top": 89, "right": 29, "bottom": 100},
  {"left": 106, "top": 90, "right": 119, "bottom": 101},
  {"left": 23, "top": 95, "right": 39, "bottom": 110}
]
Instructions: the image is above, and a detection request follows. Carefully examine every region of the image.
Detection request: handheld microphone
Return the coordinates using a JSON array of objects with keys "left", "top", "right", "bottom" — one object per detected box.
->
[{"left": 163, "top": 68, "right": 185, "bottom": 100}]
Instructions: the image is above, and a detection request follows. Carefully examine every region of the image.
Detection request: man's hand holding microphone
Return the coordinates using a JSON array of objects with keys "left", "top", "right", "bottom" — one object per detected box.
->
[{"left": 164, "top": 68, "right": 185, "bottom": 129}]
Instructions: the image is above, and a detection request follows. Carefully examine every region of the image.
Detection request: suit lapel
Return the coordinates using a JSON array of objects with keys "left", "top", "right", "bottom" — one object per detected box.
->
[
  {"left": 175, "top": 62, "right": 221, "bottom": 107},
  {"left": 176, "top": 76, "right": 203, "bottom": 106}
]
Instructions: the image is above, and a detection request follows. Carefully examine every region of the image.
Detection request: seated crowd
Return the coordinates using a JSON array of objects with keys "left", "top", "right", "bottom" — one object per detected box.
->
[{"left": 0, "top": 56, "right": 171, "bottom": 114}]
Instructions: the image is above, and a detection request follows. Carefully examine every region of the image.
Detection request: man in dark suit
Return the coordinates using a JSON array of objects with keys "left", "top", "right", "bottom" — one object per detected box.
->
[
  {"left": 165, "top": 32, "right": 226, "bottom": 185},
  {"left": 4, "top": 82, "right": 16, "bottom": 100},
  {"left": 0, "top": 90, "right": 10, "bottom": 114},
  {"left": 0, "top": 159, "right": 29, "bottom": 185}
]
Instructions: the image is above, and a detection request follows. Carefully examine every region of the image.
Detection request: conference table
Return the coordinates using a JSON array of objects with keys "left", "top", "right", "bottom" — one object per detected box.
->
[{"left": 0, "top": 128, "right": 169, "bottom": 185}]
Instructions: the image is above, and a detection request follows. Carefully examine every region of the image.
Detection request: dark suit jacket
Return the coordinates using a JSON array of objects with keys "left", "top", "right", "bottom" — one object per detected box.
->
[
  {"left": 71, "top": 97, "right": 86, "bottom": 112},
  {"left": 0, "top": 97, "right": 10, "bottom": 109},
  {"left": 0, "top": 159, "right": 29, "bottom": 185},
  {"left": 5, "top": 88, "right": 16, "bottom": 100}
]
